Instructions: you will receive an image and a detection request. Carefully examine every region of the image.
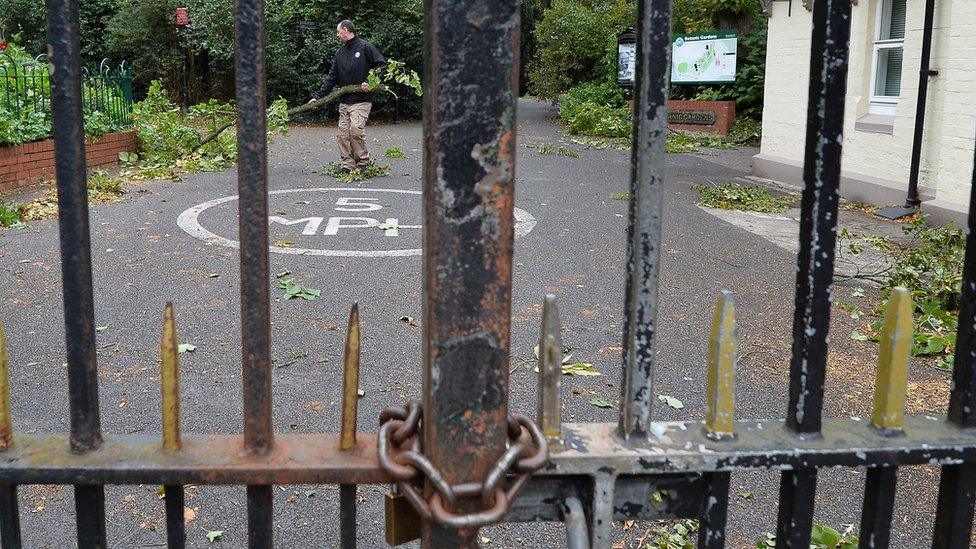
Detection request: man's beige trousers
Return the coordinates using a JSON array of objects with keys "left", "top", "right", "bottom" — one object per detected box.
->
[{"left": 337, "top": 102, "right": 372, "bottom": 169}]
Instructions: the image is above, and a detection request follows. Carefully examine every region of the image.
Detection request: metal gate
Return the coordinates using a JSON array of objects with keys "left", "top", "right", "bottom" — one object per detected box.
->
[{"left": 3, "top": 0, "right": 976, "bottom": 547}]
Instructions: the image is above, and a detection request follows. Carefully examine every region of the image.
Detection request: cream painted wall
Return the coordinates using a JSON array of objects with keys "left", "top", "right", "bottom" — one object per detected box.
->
[{"left": 758, "top": 0, "right": 976, "bottom": 215}]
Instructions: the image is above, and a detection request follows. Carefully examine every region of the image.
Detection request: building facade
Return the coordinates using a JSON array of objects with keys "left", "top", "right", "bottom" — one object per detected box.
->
[{"left": 754, "top": 0, "right": 976, "bottom": 224}]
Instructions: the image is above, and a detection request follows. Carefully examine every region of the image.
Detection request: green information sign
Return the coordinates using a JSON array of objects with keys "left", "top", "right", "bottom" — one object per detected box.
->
[{"left": 671, "top": 30, "right": 737, "bottom": 84}]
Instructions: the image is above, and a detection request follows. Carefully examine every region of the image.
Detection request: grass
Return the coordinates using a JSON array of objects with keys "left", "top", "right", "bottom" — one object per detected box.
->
[
  {"left": 384, "top": 147, "right": 405, "bottom": 158},
  {"left": 694, "top": 182, "right": 797, "bottom": 213}
]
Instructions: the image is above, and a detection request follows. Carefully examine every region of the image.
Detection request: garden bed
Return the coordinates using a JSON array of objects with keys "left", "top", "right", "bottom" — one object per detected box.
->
[{"left": 0, "top": 131, "right": 136, "bottom": 194}]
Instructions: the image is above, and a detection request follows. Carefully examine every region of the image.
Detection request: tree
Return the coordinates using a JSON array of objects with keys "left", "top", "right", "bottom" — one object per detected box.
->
[{"left": 528, "top": 0, "right": 637, "bottom": 100}]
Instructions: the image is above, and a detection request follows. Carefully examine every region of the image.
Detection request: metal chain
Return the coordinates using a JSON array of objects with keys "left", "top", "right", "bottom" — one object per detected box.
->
[{"left": 378, "top": 401, "right": 549, "bottom": 529}]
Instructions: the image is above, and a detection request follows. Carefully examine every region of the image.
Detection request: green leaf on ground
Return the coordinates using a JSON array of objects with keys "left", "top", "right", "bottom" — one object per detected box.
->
[
  {"left": 850, "top": 331, "right": 870, "bottom": 342},
  {"left": 178, "top": 344, "right": 197, "bottom": 353},
  {"left": 279, "top": 278, "right": 320, "bottom": 301},
  {"left": 562, "top": 363, "right": 601, "bottom": 376},
  {"left": 95, "top": 326, "right": 108, "bottom": 333},
  {"left": 658, "top": 395, "right": 684, "bottom": 409},
  {"left": 206, "top": 530, "right": 223, "bottom": 542},
  {"left": 589, "top": 397, "right": 613, "bottom": 408}
]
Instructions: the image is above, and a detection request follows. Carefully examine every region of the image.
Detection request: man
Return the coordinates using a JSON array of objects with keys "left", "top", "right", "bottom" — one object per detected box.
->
[{"left": 309, "top": 20, "right": 386, "bottom": 173}]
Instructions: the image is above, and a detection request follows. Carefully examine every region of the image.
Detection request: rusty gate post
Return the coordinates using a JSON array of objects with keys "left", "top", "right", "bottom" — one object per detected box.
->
[{"left": 422, "top": 0, "right": 520, "bottom": 545}]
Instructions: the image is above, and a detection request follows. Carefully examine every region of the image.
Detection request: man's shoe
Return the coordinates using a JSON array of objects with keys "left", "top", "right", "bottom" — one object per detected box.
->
[
  {"left": 339, "top": 166, "right": 352, "bottom": 175},
  {"left": 356, "top": 163, "right": 371, "bottom": 170}
]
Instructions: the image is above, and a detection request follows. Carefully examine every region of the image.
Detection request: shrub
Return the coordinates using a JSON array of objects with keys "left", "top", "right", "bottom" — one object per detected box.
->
[
  {"left": 562, "top": 101, "right": 631, "bottom": 138},
  {"left": 529, "top": 0, "right": 637, "bottom": 100}
]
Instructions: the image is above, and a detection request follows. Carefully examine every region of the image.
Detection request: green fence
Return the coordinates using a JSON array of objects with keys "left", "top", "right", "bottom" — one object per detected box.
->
[{"left": 1, "top": 53, "right": 133, "bottom": 144}]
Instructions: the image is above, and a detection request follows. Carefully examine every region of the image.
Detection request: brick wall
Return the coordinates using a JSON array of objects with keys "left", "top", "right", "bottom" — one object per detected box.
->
[
  {"left": 0, "top": 130, "right": 137, "bottom": 194},
  {"left": 668, "top": 100, "right": 736, "bottom": 135}
]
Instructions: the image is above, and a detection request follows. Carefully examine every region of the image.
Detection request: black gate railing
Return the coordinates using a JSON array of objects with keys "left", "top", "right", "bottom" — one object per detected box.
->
[{"left": 1, "top": 0, "right": 974, "bottom": 547}]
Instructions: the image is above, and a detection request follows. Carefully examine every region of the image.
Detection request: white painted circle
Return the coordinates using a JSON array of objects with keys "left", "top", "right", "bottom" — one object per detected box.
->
[{"left": 177, "top": 187, "right": 537, "bottom": 258}]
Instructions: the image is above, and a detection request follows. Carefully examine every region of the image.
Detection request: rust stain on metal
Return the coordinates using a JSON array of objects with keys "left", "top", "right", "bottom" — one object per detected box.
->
[
  {"left": 0, "top": 434, "right": 388, "bottom": 485},
  {"left": 0, "top": 322, "right": 11, "bottom": 450}
]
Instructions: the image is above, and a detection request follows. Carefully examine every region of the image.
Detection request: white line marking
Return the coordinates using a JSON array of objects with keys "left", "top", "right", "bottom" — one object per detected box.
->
[{"left": 177, "top": 187, "right": 537, "bottom": 258}]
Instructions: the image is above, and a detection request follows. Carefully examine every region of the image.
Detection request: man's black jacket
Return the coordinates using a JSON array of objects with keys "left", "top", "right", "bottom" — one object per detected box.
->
[{"left": 312, "top": 36, "right": 386, "bottom": 105}]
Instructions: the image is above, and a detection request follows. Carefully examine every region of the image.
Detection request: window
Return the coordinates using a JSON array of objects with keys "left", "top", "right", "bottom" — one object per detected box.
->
[{"left": 870, "top": 0, "right": 906, "bottom": 115}]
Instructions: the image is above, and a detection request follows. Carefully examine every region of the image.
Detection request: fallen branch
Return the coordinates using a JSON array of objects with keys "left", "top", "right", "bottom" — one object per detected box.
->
[{"left": 191, "top": 83, "right": 391, "bottom": 153}]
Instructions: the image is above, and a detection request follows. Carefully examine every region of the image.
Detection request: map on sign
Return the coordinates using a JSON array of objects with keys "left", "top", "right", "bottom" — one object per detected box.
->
[{"left": 671, "top": 31, "right": 737, "bottom": 84}]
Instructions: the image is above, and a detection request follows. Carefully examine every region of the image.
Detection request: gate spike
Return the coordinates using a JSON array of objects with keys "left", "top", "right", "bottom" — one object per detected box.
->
[
  {"left": 705, "top": 291, "right": 736, "bottom": 440},
  {"left": 340, "top": 302, "right": 361, "bottom": 451},
  {"left": 161, "top": 302, "right": 182, "bottom": 452},
  {"left": 538, "top": 295, "right": 562, "bottom": 441},
  {"left": 0, "top": 322, "right": 12, "bottom": 450},
  {"left": 871, "top": 287, "right": 913, "bottom": 433}
]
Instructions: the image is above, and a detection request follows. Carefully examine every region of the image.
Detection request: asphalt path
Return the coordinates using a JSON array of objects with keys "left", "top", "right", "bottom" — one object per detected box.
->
[{"left": 0, "top": 99, "right": 952, "bottom": 547}]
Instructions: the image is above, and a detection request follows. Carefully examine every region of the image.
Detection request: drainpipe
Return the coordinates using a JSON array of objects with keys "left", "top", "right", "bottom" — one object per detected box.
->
[{"left": 905, "top": 0, "right": 938, "bottom": 208}]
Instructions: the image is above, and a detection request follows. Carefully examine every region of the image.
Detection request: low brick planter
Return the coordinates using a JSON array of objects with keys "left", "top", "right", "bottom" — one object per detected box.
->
[
  {"left": 0, "top": 130, "right": 137, "bottom": 194},
  {"left": 667, "top": 100, "right": 736, "bottom": 135}
]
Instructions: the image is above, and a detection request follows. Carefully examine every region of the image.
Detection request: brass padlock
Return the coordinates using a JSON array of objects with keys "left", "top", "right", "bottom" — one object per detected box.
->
[{"left": 385, "top": 484, "right": 421, "bottom": 546}]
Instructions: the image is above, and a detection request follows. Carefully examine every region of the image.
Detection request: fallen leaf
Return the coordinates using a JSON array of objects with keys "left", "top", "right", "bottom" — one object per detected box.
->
[
  {"left": 206, "top": 530, "right": 223, "bottom": 542},
  {"left": 178, "top": 344, "right": 197, "bottom": 354},
  {"left": 304, "top": 490, "right": 316, "bottom": 498},
  {"left": 208, "top": 273, "right": 220, "bottom": 278},
  {"left": 274, "top": 240, "right": 294, "bottom": 248},
  {"left": 589, "top": 397, "right": 613, "bottom": 408},
  {"left": 658, "top": 395, "right": 684, "bottom": 409},
  {"left": 739, "top": 491, "right": 754, "bottom": 499},
  {"left": 480, "top": 536, "right": 491, "bottom": 544},
  {"left": 851, "top": 331, "right": 870, "bottom": 342},
  {"left": 399, "top": 316, "right": 420, "bottom": 327},
  {"left": 184, "top": 507, "right": 197, "bottom": 523},
  {"left": 276, "top": 270, "right": 291, "bottom": 279},
  {"left": 357, "top": 389, "right": 366, "bottom": 397},
  {"left": 622, "top": 520, "right": 636, "bottom": 531},
  {"left": 95, "top": 326, "right": 108, "bottom": 333},
  {"left": 305, "top": 401, "right": 326, "bottom": 411},
  {"left": 562, "top": 363, "right": 601, "bottom": 376}
]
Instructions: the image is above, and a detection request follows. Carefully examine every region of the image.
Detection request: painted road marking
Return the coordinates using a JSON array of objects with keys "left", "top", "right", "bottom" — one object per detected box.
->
[{"left": 177, "top": 188, "right": 536, "bottom": 258}]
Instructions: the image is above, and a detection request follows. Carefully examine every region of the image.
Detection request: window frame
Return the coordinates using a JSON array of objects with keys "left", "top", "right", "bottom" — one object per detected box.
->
[{"left": 868, "top": 0, "right": 906, "bottom": 116}]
